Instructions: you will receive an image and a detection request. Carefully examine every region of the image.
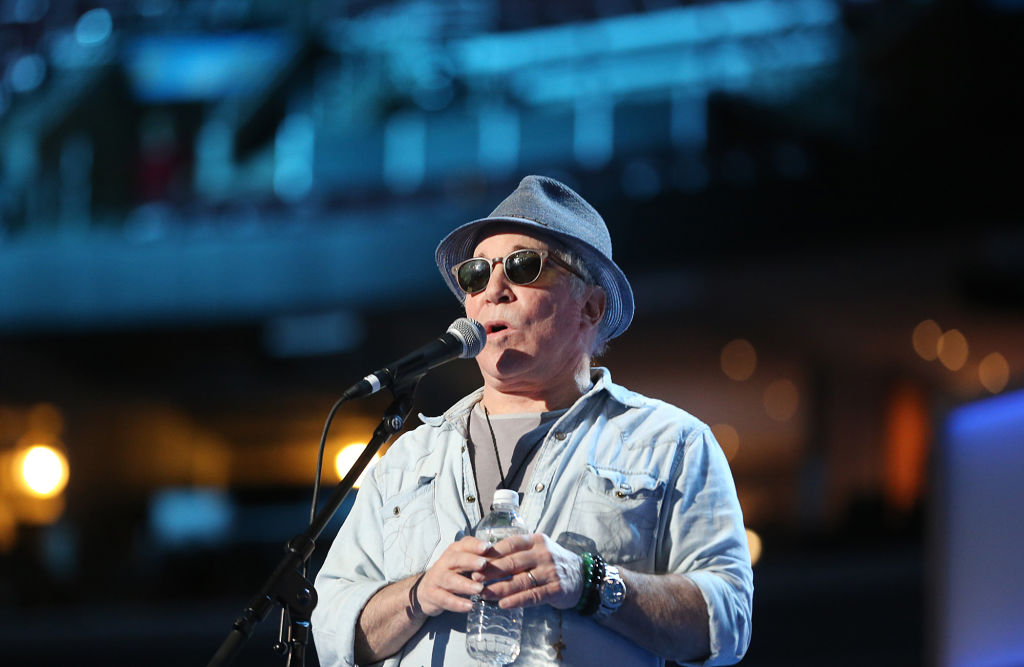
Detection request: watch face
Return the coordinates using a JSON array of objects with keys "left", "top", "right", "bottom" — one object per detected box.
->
[
  {"left": 601, "top": 565, "right": 626, "bottom": 608},
  {"left": 604, "top": 580, "right": 625, "bottom": 604}
]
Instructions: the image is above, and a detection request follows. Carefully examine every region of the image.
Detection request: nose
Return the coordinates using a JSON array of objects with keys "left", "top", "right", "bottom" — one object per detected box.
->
[{"left": 482, "top": 258, "right": 514, "bottom": 303}]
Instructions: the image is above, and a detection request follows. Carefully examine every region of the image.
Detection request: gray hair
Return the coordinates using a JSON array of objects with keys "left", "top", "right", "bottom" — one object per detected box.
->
[{"left": 548, "top": 246, "right": 608, "bottom": 358}]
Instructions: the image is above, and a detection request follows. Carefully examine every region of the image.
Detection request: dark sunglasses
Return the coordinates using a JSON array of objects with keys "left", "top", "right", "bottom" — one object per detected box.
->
[{"left": 451, "top": 248, "right": 586, "bottom": 294}]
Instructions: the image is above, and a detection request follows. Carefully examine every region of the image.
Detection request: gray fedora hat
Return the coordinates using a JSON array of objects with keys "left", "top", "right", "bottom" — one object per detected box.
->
[{"left": 435, "top": 175, "right": 634, "bottom": 341}]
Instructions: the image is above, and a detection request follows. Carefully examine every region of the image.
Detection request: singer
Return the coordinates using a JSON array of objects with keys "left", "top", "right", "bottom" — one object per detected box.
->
[{"left": 312, "top": 176, "right": 753, "bottom": 666}]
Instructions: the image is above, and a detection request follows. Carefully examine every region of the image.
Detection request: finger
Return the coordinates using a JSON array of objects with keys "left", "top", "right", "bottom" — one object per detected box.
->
[
  {"left": 430, "top": 569, "right": 485, "bottom": 597},
  {"left": 450, "top": 535, "right": 490, "bottom": 555},
  {"left": 440, "top": 593, "right": 475, "bottom": 613},
  {"left": 482, "top": 570, "right": 537, "bottom": 597},
  {"left": 418, "top": 587, "right": 478, "bottom": 615},
  {"left": 495, "top": 580, "right": 552, "bottom": 609},
  {"left": 489, "top": 565, "right": 580, "bottom": 609},
  {"left": 474, "top": 555, "right": 536, "bottom": 587},
  {"left": 416, "top": 570, "right": 485, "bottom": 616},
  {"left": 468, "top": 554, "right": 526, "bottom": 582},
  {"left": 482, "top": 549, "right": 543, "bottom": 579},
  {"left": 439, "top": 552, "right": 490, "bottom": 575},
  {"left": 470, "top": 567, "right": 513, "bottom": 585},
  {"left": 485, "top": 533, "right": 535, "bottom": 556}
]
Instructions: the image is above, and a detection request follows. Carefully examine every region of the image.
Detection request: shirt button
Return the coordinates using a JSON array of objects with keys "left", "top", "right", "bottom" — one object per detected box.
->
[
  {"left": 466, "top": 495, "right": 476, "bottom": 504},
  {"left": 535, "top": 483, "right": 545, "bottom": 492},
  {"left": 553, "top": 431, "right": 567, "bottom": 441},
  {"left": 393, "top": 507, "right": 400, "bottom": 516}
]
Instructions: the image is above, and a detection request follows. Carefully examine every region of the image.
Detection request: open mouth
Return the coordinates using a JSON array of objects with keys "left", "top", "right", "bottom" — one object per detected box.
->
[{"left": 486, "top": 322, "right": 509, "bottom": 335}]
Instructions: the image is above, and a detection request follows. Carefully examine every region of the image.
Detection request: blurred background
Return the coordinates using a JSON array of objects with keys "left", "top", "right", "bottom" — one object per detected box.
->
[{"left": 1, "top": 0, "right": 1022, "bottom": 665}]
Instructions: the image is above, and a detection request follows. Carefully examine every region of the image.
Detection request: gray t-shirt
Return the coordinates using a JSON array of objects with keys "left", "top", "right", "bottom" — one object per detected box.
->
[{"left": 467, "top": 403, "right": 567, "bottom": 511}]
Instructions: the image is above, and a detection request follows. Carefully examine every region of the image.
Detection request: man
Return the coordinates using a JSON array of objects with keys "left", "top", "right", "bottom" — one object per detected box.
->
[{"left": 312, "top": 175, "right": 753, "bottom": 666}]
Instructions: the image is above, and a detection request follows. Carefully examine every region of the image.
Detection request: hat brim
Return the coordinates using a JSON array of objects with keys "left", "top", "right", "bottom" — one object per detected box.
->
[{"left": 435, "top": 215, "right": 634, "bottom": 342}]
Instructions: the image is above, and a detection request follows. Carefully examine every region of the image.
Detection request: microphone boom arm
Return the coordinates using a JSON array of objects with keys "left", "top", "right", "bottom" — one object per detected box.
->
[{"left": 207, "top": 380, "right": 421, "bottom": 667}]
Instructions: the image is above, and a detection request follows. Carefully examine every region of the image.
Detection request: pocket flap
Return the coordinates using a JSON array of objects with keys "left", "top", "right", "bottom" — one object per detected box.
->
[
  {"left": 380, "top": 473, "right": 436, "bottom": 520},
  {"left": 586, "top": 465, "right": 662, "bottom": 498}
]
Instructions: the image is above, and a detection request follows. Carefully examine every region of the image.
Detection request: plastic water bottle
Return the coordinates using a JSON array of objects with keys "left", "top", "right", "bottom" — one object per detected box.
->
[{"left": 466, "top": 489, "right": 528, "bottom": 665}]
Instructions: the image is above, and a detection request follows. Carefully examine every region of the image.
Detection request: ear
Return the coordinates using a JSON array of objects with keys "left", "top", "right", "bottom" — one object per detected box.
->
[{"left": 580, "top": 285, "right": 606, "bottom": 331}]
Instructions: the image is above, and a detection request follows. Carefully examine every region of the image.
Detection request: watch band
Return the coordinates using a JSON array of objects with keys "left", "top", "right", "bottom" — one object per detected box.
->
[{"left": 593, "top": 563, "right": 626, "bottom": 620}]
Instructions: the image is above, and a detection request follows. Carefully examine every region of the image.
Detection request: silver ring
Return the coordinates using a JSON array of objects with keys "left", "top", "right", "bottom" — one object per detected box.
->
[{"left": 526, "top": 570, "right": 539, "bottom": 588}]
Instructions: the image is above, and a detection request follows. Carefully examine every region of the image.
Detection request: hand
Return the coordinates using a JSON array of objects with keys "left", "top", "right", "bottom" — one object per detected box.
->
[
  {"left": 411, "top": 536, "right": 489, "bottom": 617},
  {"left": 475, "top": 533, "right": 583, "bottom": 610}
]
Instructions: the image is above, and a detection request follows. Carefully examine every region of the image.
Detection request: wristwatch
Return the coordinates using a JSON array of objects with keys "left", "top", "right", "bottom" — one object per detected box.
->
[{"left": 593, "top": 563, "right": 626, "bottom": 620}]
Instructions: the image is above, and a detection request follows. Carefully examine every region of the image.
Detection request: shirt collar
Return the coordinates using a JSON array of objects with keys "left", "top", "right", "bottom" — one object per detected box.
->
[{"left": 419, "top": 367, "right": 639, "bottom": 433}]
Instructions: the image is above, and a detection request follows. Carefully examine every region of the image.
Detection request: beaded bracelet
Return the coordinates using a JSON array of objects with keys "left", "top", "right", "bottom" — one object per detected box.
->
[
  {"left": 579, "top": 552, "right": 605, "bottom": 617},
  {"left": 574, "top": 552, "right": 595, "bottom": 612}
]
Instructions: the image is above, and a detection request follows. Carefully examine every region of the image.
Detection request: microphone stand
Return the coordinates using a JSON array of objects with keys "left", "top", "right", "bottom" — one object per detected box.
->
[{"left": 207, "top": 379, "right": 421, "bottom": 667}]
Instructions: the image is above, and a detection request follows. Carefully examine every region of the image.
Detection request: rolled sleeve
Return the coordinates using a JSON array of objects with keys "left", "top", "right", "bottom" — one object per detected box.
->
[
  {"left": 665, "top": 427, "right": 754, "bottom": 666},
  {"left": 686, "top": 570, "right": 753, "bottom": 667},
  {"left": 312, "top": 579, "right": 390, "bottom": 667},
  {"left": 312, "top": 469, "right": 391, "bottom": 667}
]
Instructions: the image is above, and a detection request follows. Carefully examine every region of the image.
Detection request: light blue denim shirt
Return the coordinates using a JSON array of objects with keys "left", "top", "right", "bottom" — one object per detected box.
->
[{"left": 312, "top": 368, "right": 753, "bottom": 667}]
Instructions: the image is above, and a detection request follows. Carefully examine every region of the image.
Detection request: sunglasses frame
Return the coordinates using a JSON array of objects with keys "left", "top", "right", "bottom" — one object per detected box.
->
[{"left": 451, "top": 248, "right": 586, "bottom": 294}]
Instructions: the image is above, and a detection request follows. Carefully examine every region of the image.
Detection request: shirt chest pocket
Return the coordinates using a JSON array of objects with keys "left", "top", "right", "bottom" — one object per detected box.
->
[
  {"left": 380, "top": 475, "right": 440, "bottom": 580},
  {"left": 564, "top": 466, "right": 664, "bottom": 565}
]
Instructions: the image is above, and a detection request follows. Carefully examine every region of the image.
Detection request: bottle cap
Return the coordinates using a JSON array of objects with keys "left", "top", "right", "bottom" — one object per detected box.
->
[{"left": 492, "top": 489, "right": 520, "bottom": 507}]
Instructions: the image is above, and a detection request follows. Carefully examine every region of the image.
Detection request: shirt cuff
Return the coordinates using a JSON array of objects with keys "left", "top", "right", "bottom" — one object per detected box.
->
[
  {"left": 678, "top": 570, "right": 752, "bottom": 667},
  {"left": 312, "top": 579, "right": 392, "bottom": 667}
]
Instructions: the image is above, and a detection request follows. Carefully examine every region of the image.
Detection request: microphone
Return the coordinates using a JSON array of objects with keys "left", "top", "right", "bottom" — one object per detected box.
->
[{"left": 341, "top": 317, "right": 486, "bottom": 400}]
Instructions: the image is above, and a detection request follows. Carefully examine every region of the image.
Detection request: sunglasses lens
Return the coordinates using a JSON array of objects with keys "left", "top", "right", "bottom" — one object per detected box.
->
[
  {"left": 456, "top": 259, "right": 491, "bottom": 293},
  {"left": 504, "top": 250, "right": 543, "bottom": 285}
]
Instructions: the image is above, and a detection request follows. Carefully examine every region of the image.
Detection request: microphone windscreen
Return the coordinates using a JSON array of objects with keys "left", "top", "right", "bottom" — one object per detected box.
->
[{"left": 448, "top": 317, "right": 486, "bottom": 358}]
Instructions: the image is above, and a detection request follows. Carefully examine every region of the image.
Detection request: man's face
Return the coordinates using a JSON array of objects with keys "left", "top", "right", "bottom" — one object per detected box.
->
[{"left": 463, "top": 230, "right": 599, "bottom": 395}]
